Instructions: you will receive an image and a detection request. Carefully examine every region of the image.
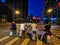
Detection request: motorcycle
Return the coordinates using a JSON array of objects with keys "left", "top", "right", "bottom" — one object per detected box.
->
[
  {"left": 46, "top": 34, "right": 51, "bottom": 44},
  {"left": 43, "top": 31, "right": 52, "bottom": 44}
]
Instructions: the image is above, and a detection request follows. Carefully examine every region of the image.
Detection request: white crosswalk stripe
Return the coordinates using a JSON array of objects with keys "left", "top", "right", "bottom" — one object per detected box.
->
[
  {"left": 5, "top": 37, "right": 19, "bottom": 45},
  {"left": 21, "top": 38, "right": 30, "bottom": 45},
  {"left": 0, "top": 36, "right": 43, "bottom": 45},
  {"left": 0, "top": 36, "right": 9, "bottom": 42},
  {"left": 36, "top": 40, "right": 42, "bottom": 45}
]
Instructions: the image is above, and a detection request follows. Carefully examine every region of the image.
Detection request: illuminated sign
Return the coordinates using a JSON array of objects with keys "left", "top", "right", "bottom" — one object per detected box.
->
[{"left": 33, "top": 16, "right": 40, "bottom": 20}]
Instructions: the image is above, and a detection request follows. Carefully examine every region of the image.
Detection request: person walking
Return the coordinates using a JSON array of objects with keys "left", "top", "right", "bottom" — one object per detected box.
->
[
  {"left": 19, "top": 21, "right": 26, "bottom": 38},
  {"left": 10, "top": 22, "right": 17, "bottom": 36},
  {"left": 31, "top": 22, "right": 37, "bottom": 40},
  {"left": 36, "top": 23, "right": 43, "bottom": 40}
]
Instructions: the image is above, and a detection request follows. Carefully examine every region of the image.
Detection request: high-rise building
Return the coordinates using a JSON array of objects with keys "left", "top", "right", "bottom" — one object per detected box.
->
[
  {"left": 0, "top": 0, "right": 28, "bottom": 21},
  {"left": 43, "top": 0, "right": 60, "bottom": 22},
  {"left": 8, "top": 0, "right": 28, "bottom": 18}
]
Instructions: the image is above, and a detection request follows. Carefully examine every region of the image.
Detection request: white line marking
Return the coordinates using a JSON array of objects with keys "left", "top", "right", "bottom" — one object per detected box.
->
[
  {"left": 21, "top": 38, "right": 30, "bottom": 45},
  {"left": 5, "top": 37, "right": 19, "bottom": 45},
  {"left": 0, "top": 36, "right": 9, "bottom": 42}
]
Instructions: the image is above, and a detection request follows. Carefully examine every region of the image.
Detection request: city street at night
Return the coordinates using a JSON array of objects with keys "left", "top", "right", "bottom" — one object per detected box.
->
[
  {"left": 0, "top": 24, "right": 60, "bottom": 45},
  {"left": 0, "top": 0, "right": 60, "bottom": 45}
]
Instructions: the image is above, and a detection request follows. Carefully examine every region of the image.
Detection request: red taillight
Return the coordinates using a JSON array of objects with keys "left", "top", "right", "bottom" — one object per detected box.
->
[{"left": 47, "top": 35, "right": 50, "bottom": 39}]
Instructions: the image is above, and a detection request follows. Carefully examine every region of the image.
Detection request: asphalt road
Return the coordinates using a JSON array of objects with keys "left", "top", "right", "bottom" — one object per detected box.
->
[{"left": 0, "top": 24, "right": 60, "bottom": 45}]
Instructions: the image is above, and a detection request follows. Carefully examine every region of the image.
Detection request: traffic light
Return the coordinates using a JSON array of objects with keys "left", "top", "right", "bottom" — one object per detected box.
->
[
  {"left": 57, "top": 2, "right": 60, "bottom": 18},
  {"left": 58, "top": 2, "right": 60, "bottom": 7}
]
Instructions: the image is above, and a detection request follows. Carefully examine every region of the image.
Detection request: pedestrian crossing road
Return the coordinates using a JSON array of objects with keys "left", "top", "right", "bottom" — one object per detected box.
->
[
  {"left": 0, "top": 36, "right": 42, "bottom": 45},
  {"left": 0, "top": 34, "right": 60, "bottom": 45},
  {"left": 0, "top": 25, "right": 60, "bottom": 45},
  {"left": 0, "top": 35, "right": 60, "bottom": 45}
]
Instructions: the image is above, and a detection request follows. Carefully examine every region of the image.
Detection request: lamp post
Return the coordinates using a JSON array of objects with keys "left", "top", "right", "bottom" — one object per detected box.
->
[
  {"left": 47, "top": 8, "right": 53, "bottom": 23},
  {"left": 15, "top": 10, "right": 20, "bottom": 23}
]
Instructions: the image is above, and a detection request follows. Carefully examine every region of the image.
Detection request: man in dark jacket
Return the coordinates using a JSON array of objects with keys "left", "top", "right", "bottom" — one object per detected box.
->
[
  {"left": 41, "top": 23, "right": 51, "bottom": 40},
  {"left": 44, "top": 23, "right": 51, "bottom": 31},
  {"left": 10, "top": 22, "right": 16, "bottom": 36}
]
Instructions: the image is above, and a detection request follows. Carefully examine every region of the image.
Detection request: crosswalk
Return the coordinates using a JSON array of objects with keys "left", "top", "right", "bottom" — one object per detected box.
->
[
  {"left": 36, "top": 40, "right": 42, "bottom": 45},
  {"left": 0, "top": 36, "right": 9, "bottom": 42},
  {"left": 0, "top": 36, "right": 43, "bottom": 45},
  {"left": 51, "top": 36, "right": 60, "bottom": 45},
  {"left": 21, "top": 38, "right": 30, "bottom": 45},
  {"left": 5, "top": 37, "right": 19, "bottom": 45}
]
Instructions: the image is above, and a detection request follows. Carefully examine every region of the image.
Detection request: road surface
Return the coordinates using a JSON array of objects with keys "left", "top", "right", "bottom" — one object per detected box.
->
[{"left": 0, "top": 24, "right": 60, "bottom": 45}]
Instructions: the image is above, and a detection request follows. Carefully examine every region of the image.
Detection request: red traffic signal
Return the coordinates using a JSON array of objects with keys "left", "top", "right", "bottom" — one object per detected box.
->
[{"left": 58, "top": 2, "right": 60, "bottom": 7}]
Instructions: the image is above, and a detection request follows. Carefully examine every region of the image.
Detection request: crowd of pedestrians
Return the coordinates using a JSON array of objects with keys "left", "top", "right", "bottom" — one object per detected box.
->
[{"left": 10, "top": 21, "right": 52, "bottom": 41}]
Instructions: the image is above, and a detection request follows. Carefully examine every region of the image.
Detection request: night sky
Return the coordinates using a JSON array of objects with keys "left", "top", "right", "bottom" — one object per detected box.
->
[
  {"left": 28, "top": 0, "right": 44, "bottom": 19},
  {"left": 1, "top": 0, "right": 44, "bottom": 19}
]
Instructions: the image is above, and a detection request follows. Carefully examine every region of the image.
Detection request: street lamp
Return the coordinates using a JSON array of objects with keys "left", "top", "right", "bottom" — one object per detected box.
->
[
  {"left": 15, "top": 10, "right": 20, "bottom": 15},
  {"left": 47, "top": 8, "right": 53, "bottom": 23},
  {"left": 15, "top": 10, "right": 20, "bottom": 23},
  {"left": 47, "top": 8, "right": 53, "bottom": 13}
]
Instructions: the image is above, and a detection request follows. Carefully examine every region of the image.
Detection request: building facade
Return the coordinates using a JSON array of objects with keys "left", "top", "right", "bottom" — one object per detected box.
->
[
  {"left": 43, "top": 0, "right": 60, "bottom": 22},
  {"left": 0, "top": 0, "right": 28, "bottom": 22}
]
